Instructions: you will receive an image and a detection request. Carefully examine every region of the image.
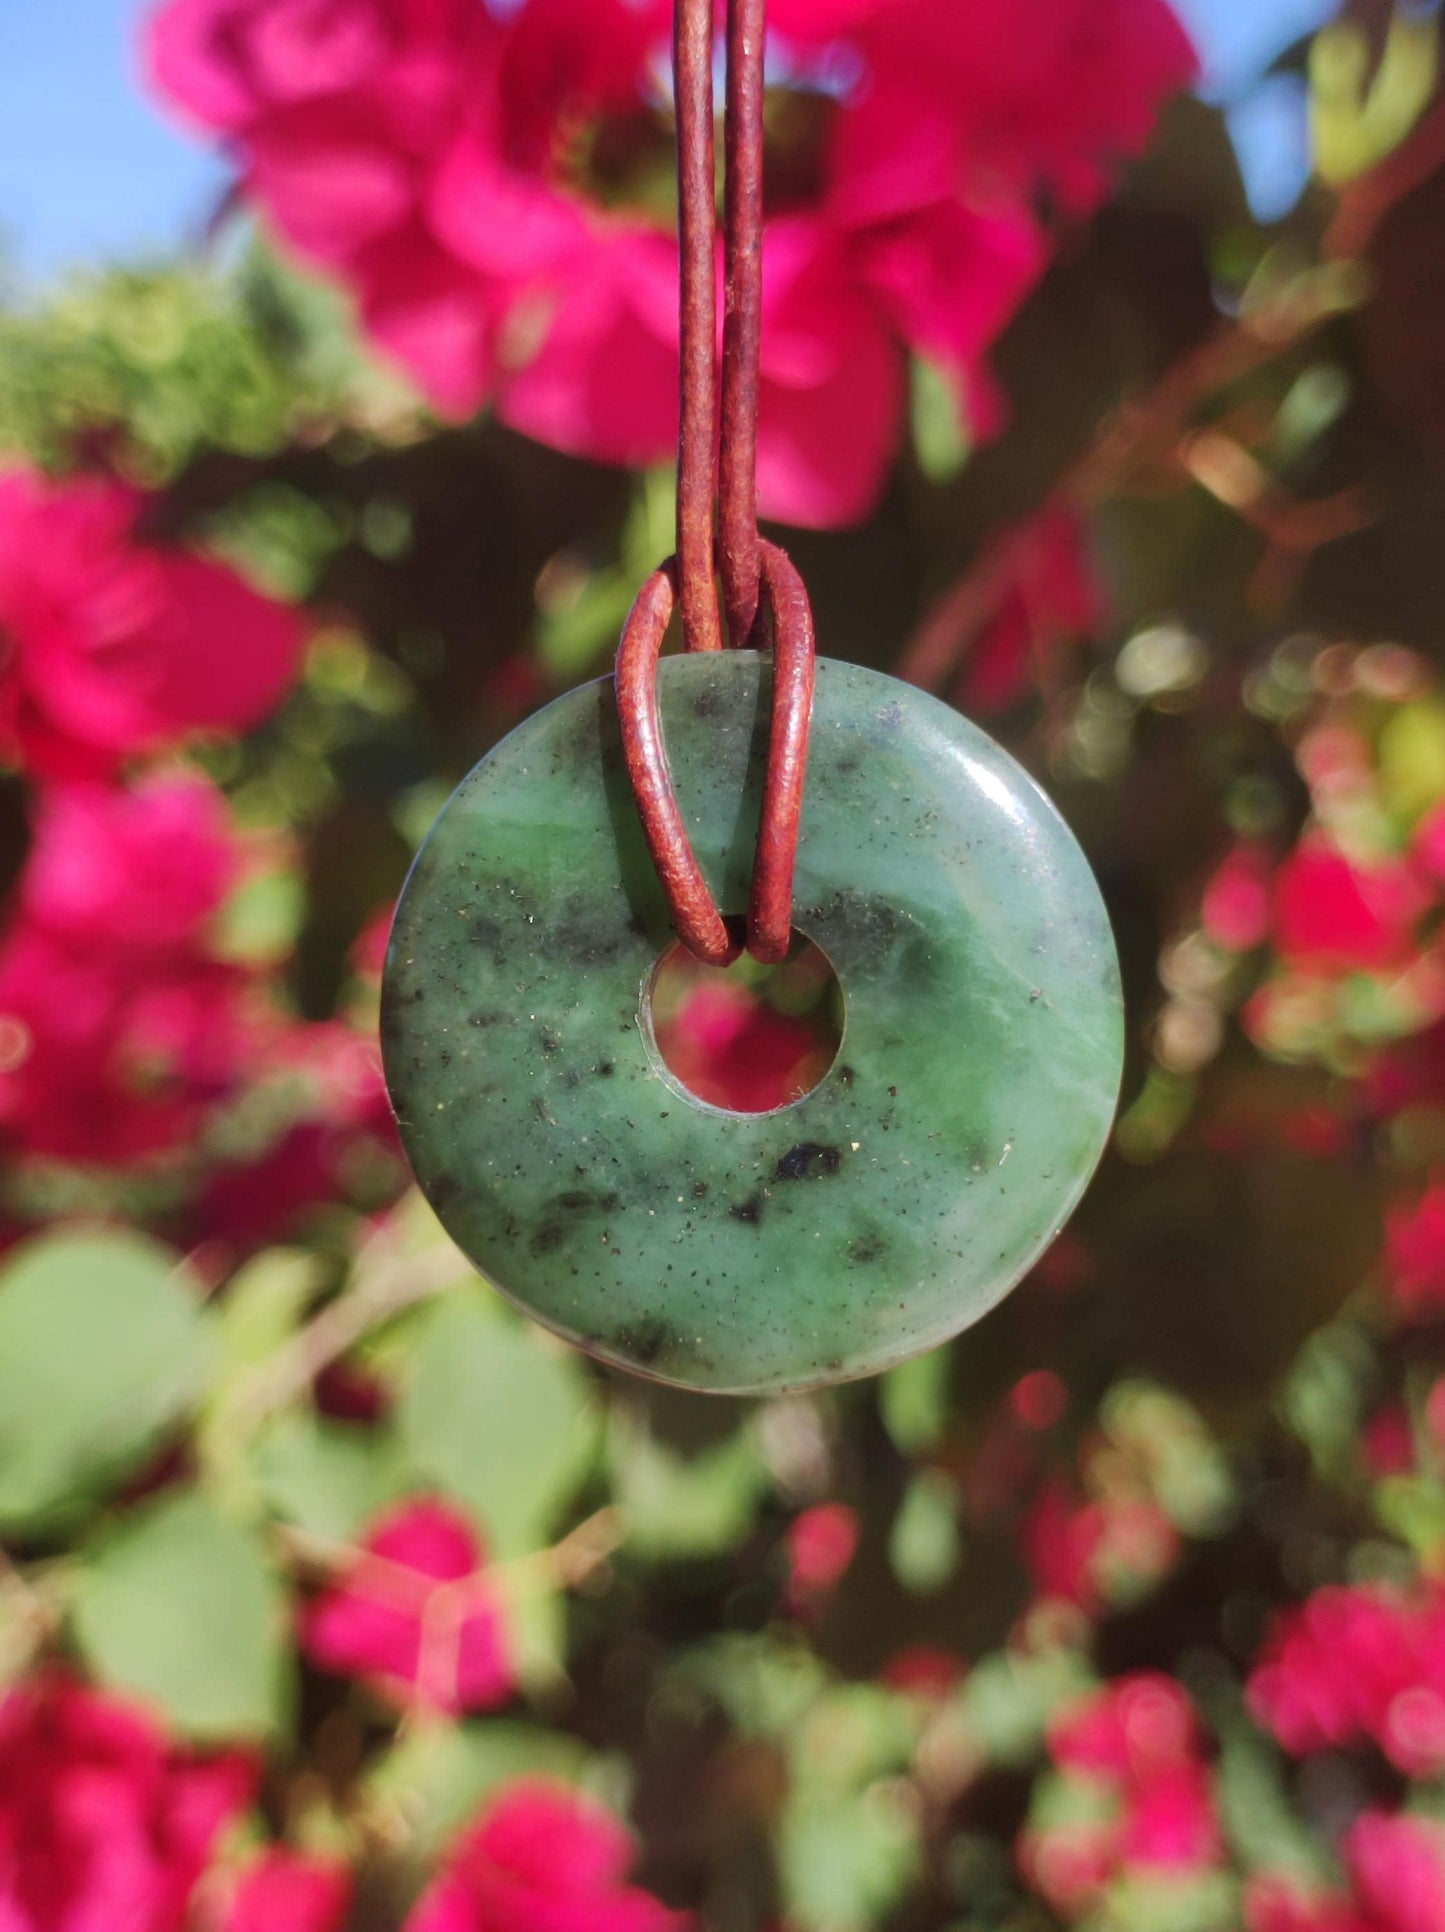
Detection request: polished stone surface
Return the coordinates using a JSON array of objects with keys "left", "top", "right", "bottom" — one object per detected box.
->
[{"left": 382, "top": 653, "right": 1123, "bottom": 1394}]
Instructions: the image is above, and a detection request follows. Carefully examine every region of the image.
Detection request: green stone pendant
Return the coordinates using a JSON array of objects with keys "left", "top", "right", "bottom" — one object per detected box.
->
[{"left": 382, "top": 653, "right": 1123, "bottom": 1395}]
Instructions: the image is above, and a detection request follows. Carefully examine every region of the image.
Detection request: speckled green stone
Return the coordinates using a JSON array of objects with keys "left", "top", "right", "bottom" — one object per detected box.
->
[{"left": 382, "top": 652, "right": 1123, "bottom": 1395}]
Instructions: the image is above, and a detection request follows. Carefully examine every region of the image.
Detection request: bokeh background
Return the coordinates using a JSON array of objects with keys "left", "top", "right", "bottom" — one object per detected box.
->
[{"left": 3, "top": 2, "right": 1445, "bottom": 1929}]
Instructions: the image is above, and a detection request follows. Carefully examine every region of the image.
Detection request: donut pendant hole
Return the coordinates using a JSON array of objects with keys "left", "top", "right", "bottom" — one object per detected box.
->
[{"left": 642, "top": 922, "right": 845, "bottom": 1116}]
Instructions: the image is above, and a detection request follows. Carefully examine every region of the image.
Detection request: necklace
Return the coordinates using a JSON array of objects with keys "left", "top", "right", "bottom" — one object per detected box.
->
[{"left": 381, "top": 0, "right": 1124, "bottom": 1394}]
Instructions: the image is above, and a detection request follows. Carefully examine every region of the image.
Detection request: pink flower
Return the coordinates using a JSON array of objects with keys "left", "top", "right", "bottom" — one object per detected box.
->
[
  {"left": 1386, "top": 1180, "right": 1445, "bottom": 1319},
  {"left": 1117, "top": 1760, "right": 1220, "bottom": 1872},
  {"left": 299, "top": 1495, "right": 513, "bottom": 1714},
  {"left": 404, "top": 1778, "right": 687, "bottom": 1932},
  {"left": 1022, "top": 1478, "right": 1178, "bottom": 1615},
  {"left": 21, "top": 775, "right": 241, "bottom": 953},
  {"left": 878, "top": 1645, "right": 964, "bottom": 1701},
  {"left": 193, "top": 1018, "right": 399, "bottom": 1244},
  {"left": 1271, "top": 836, "right": 1426, "bottom": 974},
  {"left": 1017, "top": 1820, "right": 1116, "bottom": 1916},
  {"left": 0, "top": 775, "right": 264, "bottom": 1164},
  {"left": 1245, "top": 1873, "right": 1374, "bottom": 1932},
  {"left": 0, "top": 928, "right": 258, "bottom": 1165},
  {"left": 652, "top": 971, "right": 830, "bottom": 1113},
  {"left": 1347, "top": 1812, "right": 1445, "bottom": 1932},
  {"left": 958, "top": 508, "right": 1103, "bottom": 714},
  {"left": 1249, "top": 1816, "right": 1445, "bottom": 1932},
  {"left": 1203, "top": 842, "right": 1274, "bottom": 952},
  {"left": 0, "top": 468, "right": 303, "bottom": 779},
  {"left": 1427, "top": 1377, "right": 1445, "bottom": 1453},
  {"left": 1022, "top": 1477, "right": 1104, "bottom": 1607},
  {"left": 147, "top": 0, "right": 1193, "bottom": 528},
  {"left": 1246, "top": 1582, "right": 1445, "bottom": 1778},
  {"left": 1049, "top": 1673, "right": 1201, "bottom": 1784},
  {"left": 0, "top": 1671, "right": 256, "bottom": 1932},
  {"left": 224, "top": 1849, "right": 352, "bottom": 1932},
  {"left": 785, "top": 1502, "right": 859, "bottom": 1607},
  {"left": 1362, "top": 1020, "right": 1445, "bottom": 1121},
  {"left": 1414, "top": 802, "right": 1445, "bottom": 884},
  {"left": 1024, "top": 1674, "right": 1221, "bottom": 1911},
  {"left": 1361, "top": 1402, "right": 1417, "bottom": 1478}
]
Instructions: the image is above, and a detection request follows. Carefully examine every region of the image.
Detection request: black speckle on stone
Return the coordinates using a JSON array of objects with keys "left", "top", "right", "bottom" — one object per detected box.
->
[
  {"left": 529, "top": 1224, "right": 566, "bottom": 1256},
  {"left": 692, "top": 687, "right": 725, "bottom": 720},
  {"left": 729, "top": 1190, "right": 765, "bottom": 1225},
  {"left": 776, "top": 1142, "right": 842, "bottom": 1181},
  {"left": 555, "top": 1188, "right": 621, "bottom": 1213},
  {"left": 887, "top": 1085, "right": 898, "bottom": 1098},
  {"left": 836, "top": 1063, "right": 856, "bottom": 1087},
  {"left": 537, "top": 1029, "right": 561, "bottom": 1055},
  {"left": 691, "top": 1180, "right": 709, "bottom": 1200},
  {"left": 552, "top": 902, "right": 632, "bottom": 965},
  {"left": 848, "top": 1230, "right": 887, "bottom": 1264},
  {"left": 598, "top": 1060, "right": 615, "bottom": 1077},
  {"left": 561, "top": 1068, "right": 582, "bottom": 1090},
  {"left": 467, "top": 915, "right": 504, "bottom": 951},
  {"left": 617, "top": 1317, "right": 675, "bottom": 1366},
  {"left": 798, "top": 887, "right": 923, "bottom": 972},
  {"left": 469, "top": 1008, "right": 506, "bottom": 1029}
]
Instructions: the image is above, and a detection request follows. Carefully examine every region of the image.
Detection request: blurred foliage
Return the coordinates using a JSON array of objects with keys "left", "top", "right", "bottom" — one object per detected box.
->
[{"left": 4, "top": 6, "right": 1445, "bottom": 1932}]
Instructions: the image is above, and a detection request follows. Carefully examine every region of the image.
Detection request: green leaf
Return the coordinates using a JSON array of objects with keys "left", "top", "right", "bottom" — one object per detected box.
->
[
  {"left": 609, "top": 1410, "right": 769, "bottom": 1560},
  {"left": 1375, "top": 1474, "right": 1445, "bottom": 1564},
  {"left": 789, "top": 1684, "right": 919, "bottom": 1797},
  {"left": 213, "top": 868, "right": 307, "bottom": 967},
  {"left": 1100, "top": 1381, "right": 1234, "bottom": 1537},
  {"left": 0, "top": 1230, "right": 212, "bottom": 1535},
  {"left": 1280, "top": 1320, "right": 1373, "bottom": 1478},
  {"left": 910, "top": 359, "right": 972, "bottom": 484},
  {"left": 888, "top": 1470, "right": 961, "bottom": 1594},
  {"left": 680, "top": 1632, "right": 828, "bottom": 1739},
  {"left": 1310, "top": 14, "right": 1439, "bottom": 187},
  {"left": 214, "top": 1248, "right": 324, "bottom": 1382},
  {"left": 1214, "top": 1729, "right": 1330, "bottom": 1883},
  {"left": 780, "top": 1786, "right": 922, "bottom": 1932},
  {"left": 254, "top": 1413, "right": 407, "bottom": 1542},
  {"left": 1380, "top": 699, "right": 1445, "bottom": 826},
  {"left": 366, "top": 1721, "right": 586, "bottom": 1857},
  {"left": 959, "top": 1647, "right": 1095, "bottom": 1769},
  {"left": 503, "top": 1585, "right": 570, "bottom": 1696},
  {"left": 74, "top": 1489, "right": 290, "bottom": 1740},
  {"left": 396, "top": 1287, "right": 598, "bottom": 1554},
  {"left": 880, "top": 1348, "right": 950, "bottom": 1455},
  {"left": 1103, "top": 1871, "right": 1242, "bottom": 1932}
]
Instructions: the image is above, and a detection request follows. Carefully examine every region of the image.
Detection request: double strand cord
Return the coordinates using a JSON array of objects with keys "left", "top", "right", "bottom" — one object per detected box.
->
[{"left": 616, "top": 0, "right": 816, "bottom": 968}]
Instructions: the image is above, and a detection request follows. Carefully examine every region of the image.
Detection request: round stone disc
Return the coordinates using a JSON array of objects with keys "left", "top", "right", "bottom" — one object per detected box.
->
[{"left": 382, "top": 652, "right": 1122, "bottom": 1395}]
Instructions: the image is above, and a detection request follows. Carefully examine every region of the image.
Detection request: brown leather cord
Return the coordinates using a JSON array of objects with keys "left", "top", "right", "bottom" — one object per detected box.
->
[
  {"left": 673, "top": 0, "right": 724, "bottom": 654},
  {"left": 747, "top": 542, "right": 815, "bottom": 962},
  {"left": 616, "top": 0, "right": 816, "bottom": 966},
  {"left": 617, "top": 561, "right": 737, "bottom": 966},
  {"left": 616, "top": 542, "right": 815, "bottom": 966},
  {"left": 719, "top": 0, "right": 765, "bottom": 650}
]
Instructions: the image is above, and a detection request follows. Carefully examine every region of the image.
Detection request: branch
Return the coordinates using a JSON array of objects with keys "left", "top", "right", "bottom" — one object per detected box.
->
[
  {"left": 228, "top": 1221, "right": 466, "bottom": 1433},
  {"left": 899, "top": 265, "right": 1369, "bottom": 692}
]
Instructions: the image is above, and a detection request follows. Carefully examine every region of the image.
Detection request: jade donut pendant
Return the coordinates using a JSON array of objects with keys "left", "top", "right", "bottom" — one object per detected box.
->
[{"left": 382, "top": 652, "right": 1123, "bottom": 1395}]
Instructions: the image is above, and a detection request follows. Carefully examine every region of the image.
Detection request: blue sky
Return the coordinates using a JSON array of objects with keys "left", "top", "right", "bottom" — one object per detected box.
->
[
  {"left": 0, "top": 0, "right": 1336, "bottom": 288},
  {"left": 0, "top": 0, "right": 227, "bottom": 284}
]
